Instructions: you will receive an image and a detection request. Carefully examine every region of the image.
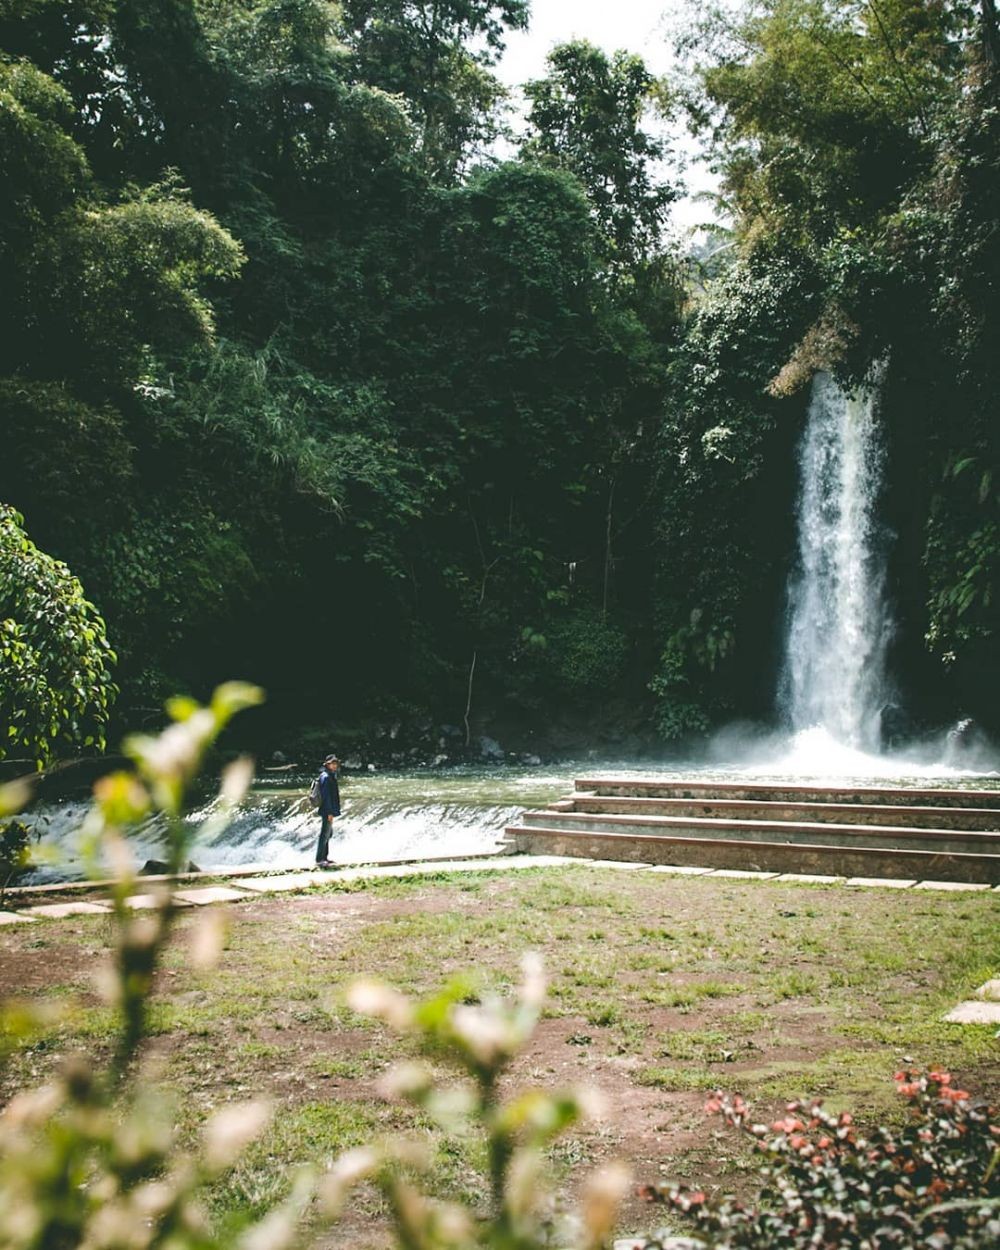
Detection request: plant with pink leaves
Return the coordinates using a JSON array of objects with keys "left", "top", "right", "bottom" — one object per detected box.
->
[{"left": 638, "top": 1071, "right": 999, "bottom": 1249}]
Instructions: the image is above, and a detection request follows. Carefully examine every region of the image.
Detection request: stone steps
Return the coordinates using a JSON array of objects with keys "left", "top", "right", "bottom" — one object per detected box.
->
[
  {"left": 521, "top": 808, "right": 1000, "bottom": 855},
  {"left": 504, "top": 778, "right": 1000, "bottom": 883},
  {"left": 574, "top": 777, "right": 1000, "bottom": 808},
  {"left": 568, "top": 794, "right": 1000, "bottom": 831}
]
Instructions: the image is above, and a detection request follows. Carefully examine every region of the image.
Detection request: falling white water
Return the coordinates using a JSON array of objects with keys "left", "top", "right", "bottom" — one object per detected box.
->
[{"left": 780, "top": 371, "right": 893, "bottom": 753}]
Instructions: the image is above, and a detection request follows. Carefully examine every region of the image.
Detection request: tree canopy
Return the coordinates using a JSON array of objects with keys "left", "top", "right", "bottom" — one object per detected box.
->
[{"left": 1, "top": 0, "right": 999, "bottom": 754}]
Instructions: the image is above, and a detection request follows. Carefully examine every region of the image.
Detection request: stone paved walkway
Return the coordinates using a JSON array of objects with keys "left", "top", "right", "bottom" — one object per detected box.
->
[{"left": 2, "top": 853, "right": 997, "bottom": 922}]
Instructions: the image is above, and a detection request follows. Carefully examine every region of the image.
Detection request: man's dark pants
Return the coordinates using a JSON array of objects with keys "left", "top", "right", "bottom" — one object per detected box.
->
[{"left": 316, "top": 815, "right": 332, "bottom": 864}]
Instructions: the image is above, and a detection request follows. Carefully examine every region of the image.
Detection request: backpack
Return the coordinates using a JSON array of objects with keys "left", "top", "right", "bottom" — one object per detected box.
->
[{"left": 308, "top": 774, "right": 323, "bottom": 808}]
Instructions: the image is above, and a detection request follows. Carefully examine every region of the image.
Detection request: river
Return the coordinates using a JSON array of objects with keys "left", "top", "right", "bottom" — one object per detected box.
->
[{"left": 17, "top": 741, "right": 1000, "bottom": 886}]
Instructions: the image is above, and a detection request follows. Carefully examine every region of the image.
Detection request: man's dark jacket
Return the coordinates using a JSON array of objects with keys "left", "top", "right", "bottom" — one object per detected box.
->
[{"left": 319, "top": 771, "right": 340, "bottom": 817}]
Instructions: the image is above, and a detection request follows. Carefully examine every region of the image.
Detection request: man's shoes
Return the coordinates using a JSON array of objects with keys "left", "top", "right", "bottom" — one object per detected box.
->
[{"left": 316, "top": 860, "right": 335, "bottom": 869}]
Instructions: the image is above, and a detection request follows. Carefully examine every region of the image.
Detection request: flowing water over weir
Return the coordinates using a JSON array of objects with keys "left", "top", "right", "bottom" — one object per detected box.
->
[
  {"left": 780, "top": 370, "right": 892, "bottom": 752},
  {"left": 17, "top": 767, "right": 571, "bottom": 884}
]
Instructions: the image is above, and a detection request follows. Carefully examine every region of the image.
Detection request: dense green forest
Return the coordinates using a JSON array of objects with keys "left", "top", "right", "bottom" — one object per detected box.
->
[{"left": 1, "top": 0, "right": 998, "bottom": 766}]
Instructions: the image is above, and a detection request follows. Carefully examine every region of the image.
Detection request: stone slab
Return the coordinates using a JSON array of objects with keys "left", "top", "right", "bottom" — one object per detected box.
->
[
  {"left": 975, "top": 979, "right": 1000, "bottom": 1002},
  {"left": 708, "top": 869, "right": 781, "bottom": 880},
  {"left": 500, "top": 855, "right": 574, "bottom": 868},
  {"left": 333, "top": 864, "right": 424, "bottom": 882},
  {"left": 943, "top": 1000, "right": 1000, "bottom": 1025},
  {"left": 329, "top": 855, "right": 567, "bottom": 884},
  {"left": 583, "top": 859, "right": 653, "bottom": 870},
  {"left": 172, "top": 886, "right": 249, "bottom": 905},
  {"left": 646, "top": 865, "right": 713, "bottom": 876},
  {"left": 0, "top": 853, "right": 512, "bottom": 907},
  {"left": 775, "top": 873, "right": 845, "bottom": 884},
  {"left": 575, "top": 776, "right": 1000, "bottom": 809},
  {"left": 437, "top": 855, "right": 561, "bottom": 869},
  {"left": 913, "top": 880, "right": 992, "bottom": 892},
  {"left": 24, "top": 900, "right": 111, "bottom": 918},
  {"left": 124, "top": 893, "right": 192, "bottom": 910},
  {"left": 237, "top": 874, "right": 323, "bottom": 893},
  {"left": 0, "top": 910, "right": 37, "bottom": 924},
  {"left": 845, "top": 877, "right": 916, "bottom": 889},
  {"left": 510, "top": 823, "right": 1000, "bottom": 883}
]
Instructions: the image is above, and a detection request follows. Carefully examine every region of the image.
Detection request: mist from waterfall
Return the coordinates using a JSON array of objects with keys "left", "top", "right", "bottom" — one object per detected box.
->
[{"left": 779, "top": 370, "right": 894, "bottom": 754}]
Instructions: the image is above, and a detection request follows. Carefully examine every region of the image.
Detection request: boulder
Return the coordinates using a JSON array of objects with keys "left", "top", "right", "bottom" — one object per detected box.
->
[
  {"left": 141, "top": 859, "right": 201, "bottom": 876},
  {"left": 478, "top": 735, "right": 504, "bottom": 761}
]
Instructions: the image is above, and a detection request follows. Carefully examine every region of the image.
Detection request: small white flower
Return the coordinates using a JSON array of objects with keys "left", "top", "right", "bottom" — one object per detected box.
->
[
  {"left": 346, "top": 980, "right": 414, "bottom": 1029},
  {"left": 204, "top": 1101, "right": 272, "bottom": 1172},
  {"left": 220, "top": 756, "right": 255, "bottom": 806},
  {"left": 450, "top": 1005, "right": 512, "bottom": 1066},
  {"left": 319, "top": 1146, "right": 381, "bottom": 1215},
  {"left": 581, "top": 1161, "right": 631, "bottom": 1248}
]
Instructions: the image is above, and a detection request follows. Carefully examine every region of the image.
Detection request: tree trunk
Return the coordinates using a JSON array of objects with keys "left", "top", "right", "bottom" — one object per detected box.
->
[
  {"left": 603, "top": 477, "right": 616, "bottom": 619},
  {"left": 983, "top": 0, "right": 1000, "bottom": 75},
  {"left": 463, "top": 650, "right": 477, "bottom": 748}
]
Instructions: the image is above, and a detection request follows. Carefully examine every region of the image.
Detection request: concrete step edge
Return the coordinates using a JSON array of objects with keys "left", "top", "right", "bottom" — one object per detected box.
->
[
  {"left": 519, "top": 808, "right": 1000, "bottom": 843},
  {"left": 573, "top": 778, "right": 1000, "bottom": 807},
  {"left": 505, "top": 825, "right": 1000, "bottom": 866},
  {"left": 567, "top": 796, "right": 1000, "bottom": 828}
]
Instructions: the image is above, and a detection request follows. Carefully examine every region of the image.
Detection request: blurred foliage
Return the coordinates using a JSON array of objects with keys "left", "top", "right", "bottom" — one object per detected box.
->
[
  {"left": 330, "top": 958, "right": 630, "bottom": 1247},
  {"left": 0, "top": 691, "right": 630, "bottom": 1248},
  {"left": 0, "top": 682, "right": 300, "bottom": 1250},
  {"left": 0, "top": 819, "right": 31, "bottom": 905}
]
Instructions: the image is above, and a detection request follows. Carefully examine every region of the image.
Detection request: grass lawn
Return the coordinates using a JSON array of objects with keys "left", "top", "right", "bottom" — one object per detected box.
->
[{"left": 1, "top": 865, "right": 997, "bottom": 1245}]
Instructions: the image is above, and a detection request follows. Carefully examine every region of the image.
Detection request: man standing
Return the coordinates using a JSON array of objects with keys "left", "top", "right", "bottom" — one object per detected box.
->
[{"left": 316, "top": 754, "right": 340, "bottom": 868}]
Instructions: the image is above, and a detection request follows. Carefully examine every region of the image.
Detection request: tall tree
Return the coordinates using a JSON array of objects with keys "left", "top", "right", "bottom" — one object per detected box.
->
[
  {"left": 691, "top": 0, "right": 969, "bottom": 243},
  {"left": 522, "top": 40, "right": 675, "bottom": 276},
  {"left": 338, "top": 0, "right": 529, "bottom": 178}
]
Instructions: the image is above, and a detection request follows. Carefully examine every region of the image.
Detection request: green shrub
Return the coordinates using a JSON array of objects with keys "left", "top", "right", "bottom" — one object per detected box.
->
[
  {"left": 543, "top": 609, "right": 630, "bottom": 696},
  {"left": 0, "top": 504, "right": 117, "bottom": 768},
  {"left": 0, "top": 683, "right": 629, "bottom": 1250},
  {"left": 0, "top": 818, "right": 31, "bottom": 905}
]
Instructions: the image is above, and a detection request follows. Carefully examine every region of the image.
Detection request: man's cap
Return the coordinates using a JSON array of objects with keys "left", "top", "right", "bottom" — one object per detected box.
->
[{"left": 323, "top": 754, "right": 339, "bottom": 764}]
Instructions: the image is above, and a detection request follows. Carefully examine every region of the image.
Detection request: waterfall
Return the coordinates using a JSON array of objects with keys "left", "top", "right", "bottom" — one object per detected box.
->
[{"left": 779, "top": 370, "right": 893, "bottom": 752}]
